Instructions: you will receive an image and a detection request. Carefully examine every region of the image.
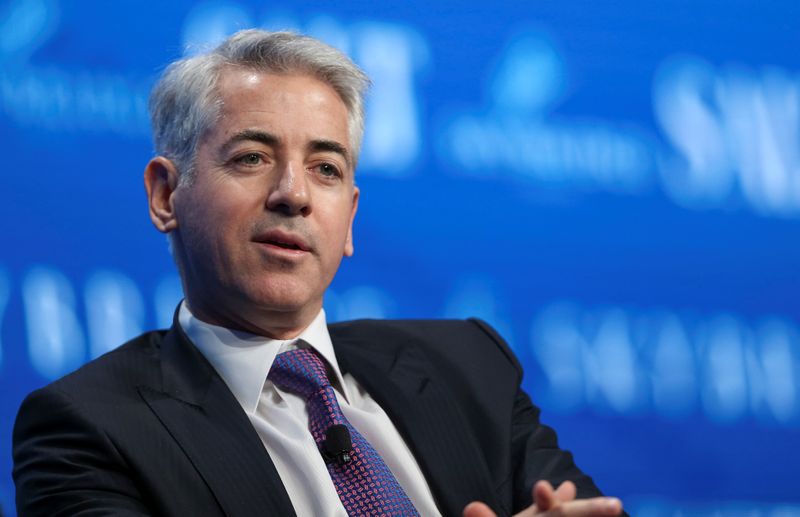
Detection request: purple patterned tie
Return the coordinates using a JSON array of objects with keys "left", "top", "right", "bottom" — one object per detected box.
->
[{"left": 268, "top": 348, "right": 421, "bottom": 516}]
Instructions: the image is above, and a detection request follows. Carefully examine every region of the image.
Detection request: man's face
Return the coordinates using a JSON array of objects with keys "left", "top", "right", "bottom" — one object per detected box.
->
[{"left": 169, "top": 69, "right": 359, "bottom": 337}]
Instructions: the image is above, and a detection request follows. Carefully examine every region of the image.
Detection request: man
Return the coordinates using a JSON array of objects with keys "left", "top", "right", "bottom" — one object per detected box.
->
[{"left": 13, "top": 30, "right": 624, "bottom": 516}]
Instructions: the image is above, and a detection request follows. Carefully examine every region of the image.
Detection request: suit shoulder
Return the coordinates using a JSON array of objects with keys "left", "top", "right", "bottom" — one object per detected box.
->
[
  {"left": 31, "top": 329, "right": 168, "bottom": 402},
  {"left": 330, "top": 317, "right": 489, "bottom": 335},
  {"left": 13, "top": 329, "right": 169, "bottom": 463},
  {"left": 329, "top": 317, "right": 478, "bottom": 342},
  {"left": 330, "top": 318, "right": 522, "bottom": 377}
]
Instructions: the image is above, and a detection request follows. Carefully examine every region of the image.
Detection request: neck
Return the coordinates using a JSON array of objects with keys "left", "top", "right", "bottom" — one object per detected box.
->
[{"left": 183, "top": 297, "right": 320, "bottom": 340}]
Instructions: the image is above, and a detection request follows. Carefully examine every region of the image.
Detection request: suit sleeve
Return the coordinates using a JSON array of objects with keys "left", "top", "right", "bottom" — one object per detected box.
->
[
  {"left": 508, "top": 390, "right": 604, "bottom": 508},
  {"left": 13, "top": 386, "right": 150, "bottom": 517},
  {"left": 468, "top": 318, "right": 605, "bottom": 511}
]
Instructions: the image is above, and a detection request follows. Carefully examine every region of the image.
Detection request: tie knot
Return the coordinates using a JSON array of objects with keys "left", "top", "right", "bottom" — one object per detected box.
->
[{"left": 268, "top": 348, "right": 331, "bottom": 399}]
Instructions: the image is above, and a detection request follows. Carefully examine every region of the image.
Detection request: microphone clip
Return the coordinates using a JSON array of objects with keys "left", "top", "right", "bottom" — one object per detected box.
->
[{"left": 322, "top": 424, "right": 353, "bottom": 466}]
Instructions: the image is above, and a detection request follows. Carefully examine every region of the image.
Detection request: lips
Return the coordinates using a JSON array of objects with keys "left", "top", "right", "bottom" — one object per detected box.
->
[{"left": 253, "top": 229, "right": 311, "bottom": 252}]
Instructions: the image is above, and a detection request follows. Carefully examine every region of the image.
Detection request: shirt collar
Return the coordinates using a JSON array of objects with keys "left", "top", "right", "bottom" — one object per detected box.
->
[{"left": 178, "top": 301, "right": 349, "bottom": 414}]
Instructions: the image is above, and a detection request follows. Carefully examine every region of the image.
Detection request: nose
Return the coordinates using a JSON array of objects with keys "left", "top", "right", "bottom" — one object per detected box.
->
[{"left": 265, "top": 159, "right": 311, "bottom": 216}]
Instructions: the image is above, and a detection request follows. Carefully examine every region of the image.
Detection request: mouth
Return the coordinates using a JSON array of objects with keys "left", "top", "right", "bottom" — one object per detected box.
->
[{"left": 253, "top": 229, "right": 311, "bottom": 253}]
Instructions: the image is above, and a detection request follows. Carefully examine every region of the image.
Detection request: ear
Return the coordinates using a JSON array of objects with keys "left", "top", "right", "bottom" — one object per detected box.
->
[
  {"left": 144, "top": 156, "right": 181, "bottom": 233},
  {"left": 343, "top": 186, "right": 360, "bottom": 257}
]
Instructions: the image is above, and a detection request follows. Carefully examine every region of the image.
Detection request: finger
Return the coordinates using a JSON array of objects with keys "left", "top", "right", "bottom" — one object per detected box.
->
[
  {"left": 463, "top": 500, "right": 540, "bottom": 517},
  {"left": 533, "top": 480, "right": 557, "bottom": 510},
  {"left": 462, "top": 501, "right": 496, "bottom": 517},
  {"left": 554, "top": 480, "right": 577, "bottom": 502},
  {"left": 540, "top": 496, "right": 623, "bottom": 517}
]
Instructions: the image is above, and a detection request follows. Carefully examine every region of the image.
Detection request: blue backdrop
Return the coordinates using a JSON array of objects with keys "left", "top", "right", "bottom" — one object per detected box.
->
[{"left": 1, "top": 0, "right": 799, "bottom": 515}]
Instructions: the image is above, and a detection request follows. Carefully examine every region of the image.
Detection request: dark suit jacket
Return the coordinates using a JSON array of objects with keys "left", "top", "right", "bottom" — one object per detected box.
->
[{"left": 13, "top": 317, "right": 605, "bottom": 516}]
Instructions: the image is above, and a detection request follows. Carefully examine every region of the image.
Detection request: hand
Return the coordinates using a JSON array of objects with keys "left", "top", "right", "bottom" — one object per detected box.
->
[{"left": 462, "top": 480, "right": 623, "bottom": 517}]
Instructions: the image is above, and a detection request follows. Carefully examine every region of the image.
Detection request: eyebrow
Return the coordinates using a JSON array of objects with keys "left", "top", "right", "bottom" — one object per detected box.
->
[
  {"left": 219, "top": 129, "right": 352, "bottom": 170},
  {"left": 219, "top": 129, "right": 279, "bottom": 156},
  {"left": 308, "top": 139, "right": 352, "bottom": 170}
]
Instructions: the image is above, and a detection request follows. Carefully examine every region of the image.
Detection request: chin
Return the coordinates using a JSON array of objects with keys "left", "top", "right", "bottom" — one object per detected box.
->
[{"left": 243, "top": 280, "right": 322, "bottom": 316}]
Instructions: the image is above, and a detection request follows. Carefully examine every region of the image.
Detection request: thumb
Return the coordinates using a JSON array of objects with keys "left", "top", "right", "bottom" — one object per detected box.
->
[
  {"left": 463, "top": 501, "right": 497, "bottom": 517},
  {"left": 533, "top": 480, "right": 557, "bottom": 510}
]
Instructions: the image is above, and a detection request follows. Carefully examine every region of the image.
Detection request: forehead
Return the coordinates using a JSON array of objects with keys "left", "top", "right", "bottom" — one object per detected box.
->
[{"left": 209, "top": 68, "right": 351, "bottom": 146}]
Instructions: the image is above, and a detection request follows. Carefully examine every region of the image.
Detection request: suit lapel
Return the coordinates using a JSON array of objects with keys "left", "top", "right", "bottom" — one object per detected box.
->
[
  {"left": 138, "top": 320, "right": 296, "bottom": 517},
  {"left": 332, "top": 325, "right": 503, "bottom": 517}
]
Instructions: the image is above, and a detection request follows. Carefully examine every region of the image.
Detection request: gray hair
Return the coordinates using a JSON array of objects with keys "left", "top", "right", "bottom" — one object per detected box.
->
[{"left": 149, "top": 29, "right": 370, "bottom": 183}]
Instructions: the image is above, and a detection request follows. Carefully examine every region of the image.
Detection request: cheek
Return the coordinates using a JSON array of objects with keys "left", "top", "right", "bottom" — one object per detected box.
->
[
  {"left": 189, "top": 183, "right": 252, "bottom": 223},
  {"left": 180, "top": 195, "right": 248, "bottom": 252}
]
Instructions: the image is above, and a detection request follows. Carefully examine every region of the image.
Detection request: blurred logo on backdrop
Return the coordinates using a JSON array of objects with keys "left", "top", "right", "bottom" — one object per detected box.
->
[
  {"left": 0, "top": 0, "right": 150, "bottom": 134},
  {"left": 530, "top": 301, "right": 799, "bottom": 425},
  {"left": 437, "top": 27, "right": 800, "bottom": 217},
  {"left": 0, "top": 0, "right": 429, "bottom": 173},
  {"left": 436, "top": 28, "right": 655, "bottom": 196},
  {"left": 654, "top": 56, "right": 800, "bottom": 217}
]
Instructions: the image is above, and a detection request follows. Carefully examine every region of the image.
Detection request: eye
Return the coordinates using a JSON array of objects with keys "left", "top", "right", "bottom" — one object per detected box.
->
[
  {"left": 235, "top": 152, "right": 263, "bottom": 166},
  {"left": 315, "top": 162, "right": 342, "bottom": 178}
]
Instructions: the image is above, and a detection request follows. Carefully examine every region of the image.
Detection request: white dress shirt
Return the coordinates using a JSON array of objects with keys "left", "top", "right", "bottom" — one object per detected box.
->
[{"left": 179, "top": 303, "right": 442, "bottom": 517}]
